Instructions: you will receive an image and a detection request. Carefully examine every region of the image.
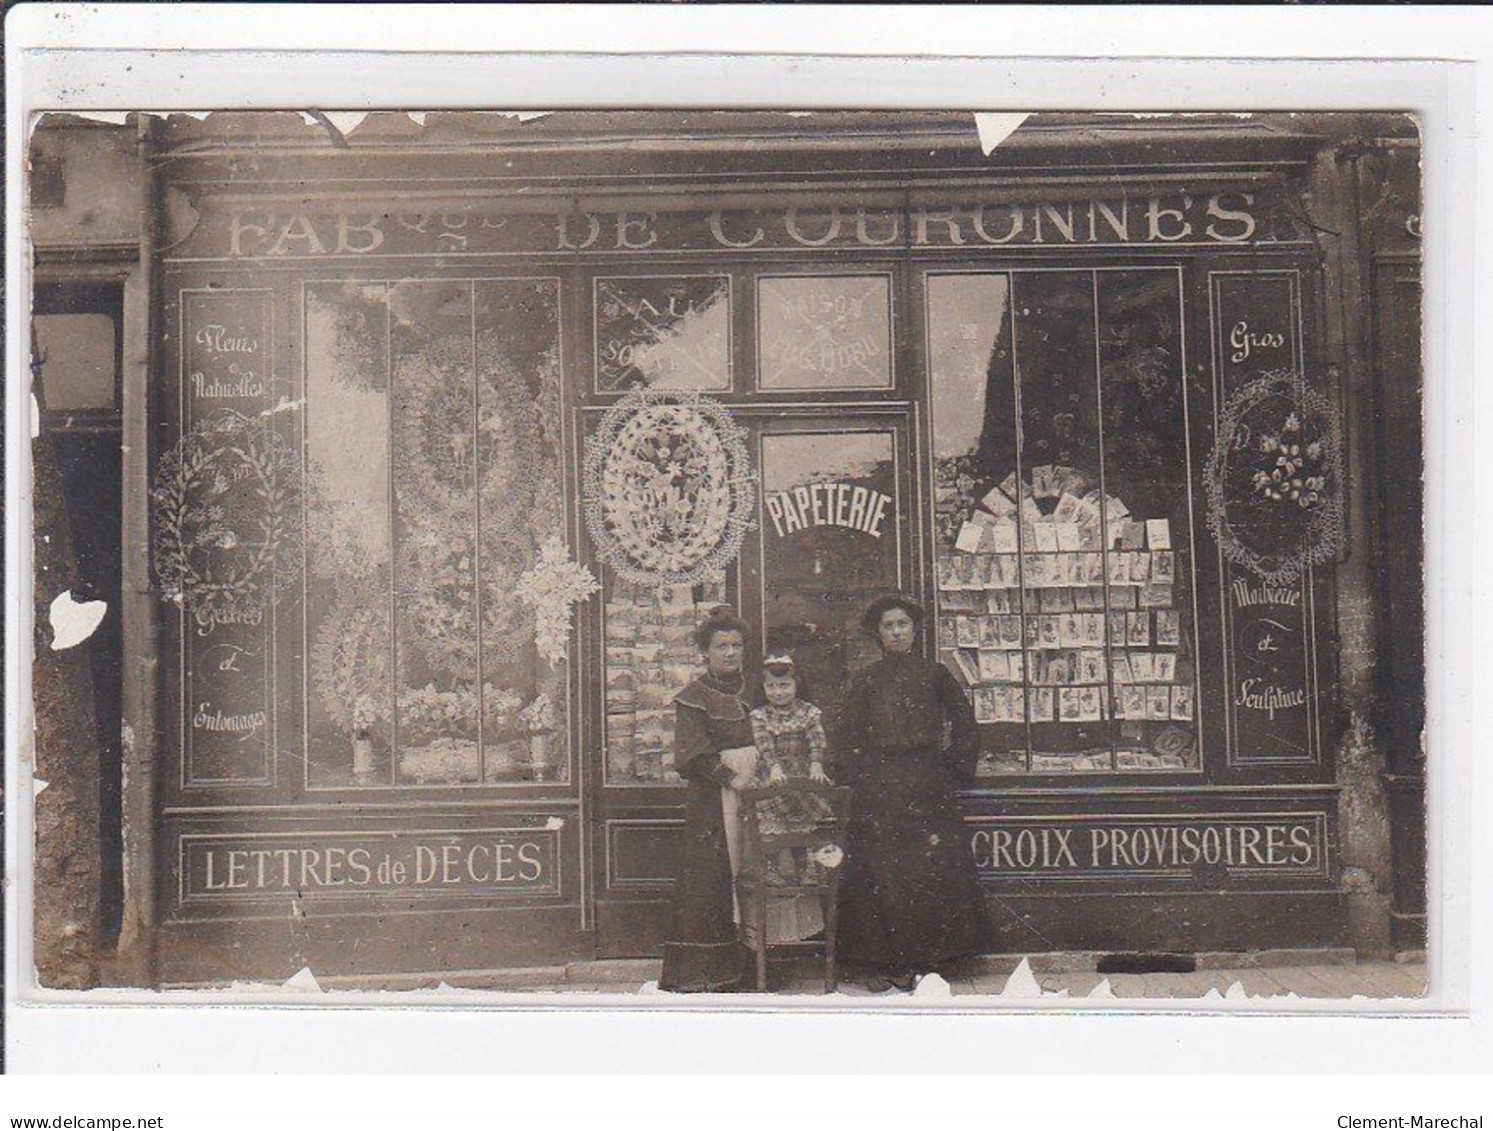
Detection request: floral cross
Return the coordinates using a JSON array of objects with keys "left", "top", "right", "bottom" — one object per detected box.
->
[{"left": 515, "top": 535, "right": 600, "bottom": 667}]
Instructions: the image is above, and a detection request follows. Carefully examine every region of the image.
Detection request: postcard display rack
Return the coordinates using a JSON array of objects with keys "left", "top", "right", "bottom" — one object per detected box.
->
[
  {"left": 603, "top": 578, "right": 729, "bottom": 784},
  {"left": 936, "top": 464, "right": 1195, "bottom": 775}
]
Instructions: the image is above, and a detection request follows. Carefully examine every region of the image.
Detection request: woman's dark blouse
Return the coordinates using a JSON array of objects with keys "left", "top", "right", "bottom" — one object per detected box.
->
[
  {"left": 673, "top": 672, "right": 756, "bottom": 783},
  {"left": 836, "top": 651, "right": 979, "bottom": 780}
]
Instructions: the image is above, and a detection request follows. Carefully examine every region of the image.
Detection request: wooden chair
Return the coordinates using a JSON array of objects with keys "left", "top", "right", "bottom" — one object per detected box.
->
[{"left": 735, "top": 782, "right": 853, "bottom": 993}]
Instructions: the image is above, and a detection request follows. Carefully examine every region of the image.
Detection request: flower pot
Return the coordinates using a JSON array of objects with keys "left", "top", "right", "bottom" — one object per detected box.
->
[
  {"left": 352, "top": 734, "right": 376, "bottom": 783},
  {"left": 527, "top": 732, "right": 550, "bottom": 782}
]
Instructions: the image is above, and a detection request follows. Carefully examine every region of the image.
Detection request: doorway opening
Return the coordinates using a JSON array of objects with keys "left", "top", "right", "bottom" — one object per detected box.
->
[{"left": 34, "top": 281, "right": 126, "bottom": 951}]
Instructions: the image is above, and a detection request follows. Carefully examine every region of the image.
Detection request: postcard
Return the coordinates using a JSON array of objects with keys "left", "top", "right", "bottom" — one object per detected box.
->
[
  {"left": 1140, "top": 583, "right": 1174, "bottom": 608},
  {"left": 957, "top": 615, "right": 980, "bottom": 649},
  {"left": 1001, "top": 615, "right": 1024, "bottom": 648},
  {"left": 1127, "top": 611, "right": 1151, "bottom": 647},
  {"left": 978, "top": 649, "right": 1009, "bottom": 683},
  {"left": 981, "top": 484, "right": 1018, "bottom": 517},
  {"left": 1039, "top": 615, "right": 1062, "bottom": 649},
  {"left": 1078, "top": 686, "right": 1104, "bottom": 722},
  {"left": 1154, "top": 550, "right": 1176, "bottom": 584},
  {"left": 949, "top": 649, "right": 981, "bottom": 686},
  {"left": 1155, "top": 609, "right": 1181, "bottom": 646},
  {"left": 938, "top": 615, "right": 959, "bottom": 648},
  {"left": 1147, "top": 687, "right": 1173, "bottom": 720},
  {"left": 979, "top": 615, "right": 1002, "bottom": 649},
  {"left": 1027, "top": 687, "right": 1054, "bottom": 723},
  {"left": 989, "top": 520, "right": 1020, "bottom": 553},
  {"left": 1053, "top": 491, "right": 1082, "bottom": 523},
  {"left": 1078, "top": 650, "right": 1108, "bottom": 684},
  {"left": 1058, "top": 688, "right": 1084, "bottom": 722},
  {"left": 1045, "top": 650, "right": 1068, "bottom": 686},
  {"left": 1081, "top": 613, "right": 1106, "bottom": 647},
  {"left": 1146, "top": 518, "right": 1173, "bottom": 551},
  {"left": 1171, "top": 685, "right": 1196, "bottom": 721}
]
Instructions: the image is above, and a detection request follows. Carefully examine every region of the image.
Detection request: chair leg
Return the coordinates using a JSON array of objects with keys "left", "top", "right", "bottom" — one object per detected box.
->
[
  {"left": 756, "top": 894, "right": 769, "bottom": 992},
  {"left": 823, "top": 884, "right": 840, "bottom": 993}
]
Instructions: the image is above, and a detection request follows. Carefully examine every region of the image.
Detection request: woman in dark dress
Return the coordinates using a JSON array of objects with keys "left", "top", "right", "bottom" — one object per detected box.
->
[
  {"left": 836, "top": 594, "right": 994, "bottom": 990},
  {"left": 659, "top": 607, "right": 759, "bottom": 993}
]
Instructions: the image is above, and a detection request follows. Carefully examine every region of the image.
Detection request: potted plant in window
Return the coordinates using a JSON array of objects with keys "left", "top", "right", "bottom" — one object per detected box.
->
[{"left": 350, "top": 694, "right": 377, "bottom": 783}]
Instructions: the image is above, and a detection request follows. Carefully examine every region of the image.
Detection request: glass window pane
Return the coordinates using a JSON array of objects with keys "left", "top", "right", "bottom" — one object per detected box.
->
[
  {"left": 595, "top": 275, "right": 730, "bottom": 392},
  {"left": 1097, "top": 270, "right": 1198, "bottom": 771},
  {"left": 1011, "top": 271, "right": 1114, "bottom": 774},
  {"left": 35, "top": 313, "right": 116, "bottom": 410},
  {"left": 304, "top": 282, "right": 396, "bottom": 788},
  {"left": 928, "top": 269, "right": 1196, "bottom": 778},
  {"left": 302, "top": 278, "right": 570, "bottom": 789},
  {"left": 757, "top": 274, "right": 892, "bottom": 390},
  {"left": 927, "top": 273, "right": 1026, "bottom": 776},
  {"left": 760, "top": 430, "right": 901, "bottom": 727}
]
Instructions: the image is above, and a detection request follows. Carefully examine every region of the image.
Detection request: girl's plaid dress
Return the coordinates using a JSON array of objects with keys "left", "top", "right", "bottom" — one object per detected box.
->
[{"left": 747, "top": 699, "right": 835, "bottom": 835}]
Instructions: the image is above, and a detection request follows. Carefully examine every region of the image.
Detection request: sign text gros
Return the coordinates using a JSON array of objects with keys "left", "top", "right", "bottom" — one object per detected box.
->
[{"left": 219, "top": 193, "right": 1266, "bottom": 257}]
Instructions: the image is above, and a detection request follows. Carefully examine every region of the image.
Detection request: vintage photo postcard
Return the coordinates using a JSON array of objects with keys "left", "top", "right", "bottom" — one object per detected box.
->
[{"left": 19, "top": 106, "right": 1428, "bottom": 1006}]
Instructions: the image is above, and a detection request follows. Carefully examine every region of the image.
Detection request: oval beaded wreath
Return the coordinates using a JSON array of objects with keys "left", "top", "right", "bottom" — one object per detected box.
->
[
  {"left": 583, "top": 390, "right": 756, "bottom": 586},
  {"left": 1205, "top": 371, "right": 1345, "bottom": 584}
]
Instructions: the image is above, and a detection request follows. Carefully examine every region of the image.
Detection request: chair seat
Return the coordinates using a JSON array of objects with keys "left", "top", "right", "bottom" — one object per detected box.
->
[{"left": 734, "top": 782, "right": 854, "bottom": 993}]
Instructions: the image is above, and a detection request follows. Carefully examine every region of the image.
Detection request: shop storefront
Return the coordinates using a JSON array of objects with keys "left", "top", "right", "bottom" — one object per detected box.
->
[{"left": 30, "top": 112, "right": 1424, "bottom": 984}]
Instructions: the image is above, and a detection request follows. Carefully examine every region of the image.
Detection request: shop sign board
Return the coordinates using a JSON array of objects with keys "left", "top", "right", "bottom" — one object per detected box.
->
[
  {"left": 172, "top": 190, "right": 1303, "bottom": 261},
  {"left": 968, "top": 812, "right": 1329, "bottom": 882},
  {"left": 180, "top": 827, "right": 561, "bottom": 902},
  {"left": 1209, "top": 272, "right": 1322, "bottom": 765}
]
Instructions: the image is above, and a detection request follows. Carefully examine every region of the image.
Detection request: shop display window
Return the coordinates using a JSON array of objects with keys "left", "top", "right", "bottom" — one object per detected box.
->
[
  {"left": 602, "top": 574, "right": 731, "bottom": 784},
  {"left": 301, "top": 277, "right": 569, "bottom": 788},
  {"left": 756, "top": 274, "right": 893, "bottom": 390},
  {"left": 593, "top": 275, "right": 732, "bottom": 392},
  {"left": 927, "top": 269, "right": 1200, "bottom": 776}
]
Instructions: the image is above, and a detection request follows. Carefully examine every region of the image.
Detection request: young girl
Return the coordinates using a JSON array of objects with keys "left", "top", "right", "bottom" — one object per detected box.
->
[{"left": 747, "top": 652, "right": 838, "bottom": 944}]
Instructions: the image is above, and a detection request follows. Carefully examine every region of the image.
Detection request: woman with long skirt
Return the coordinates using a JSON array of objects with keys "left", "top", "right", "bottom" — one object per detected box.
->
[
  {"left": 836, "top": 594, "right": 995, "bottom": 991},
  {"left": 658, "top": 607, "right": 759, "bottom": 993}
]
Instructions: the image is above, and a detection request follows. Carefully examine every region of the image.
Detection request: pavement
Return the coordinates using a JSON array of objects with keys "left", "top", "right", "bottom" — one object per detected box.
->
[{"left": 314, "top": 949, "right": 1429, "bottom": 1001}]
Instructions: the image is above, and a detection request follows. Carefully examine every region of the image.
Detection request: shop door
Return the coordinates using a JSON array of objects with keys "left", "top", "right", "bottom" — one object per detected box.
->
[
  {"left": 749, "top": 411, "right": 916, "bottom": 733},
  {"left": 592, "top": 408, "right": 916, "bottom": 957}
]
